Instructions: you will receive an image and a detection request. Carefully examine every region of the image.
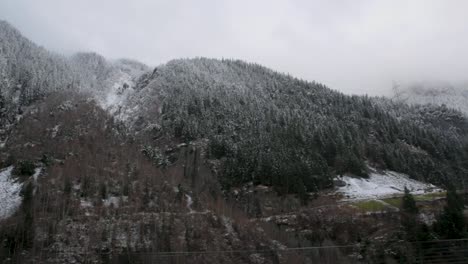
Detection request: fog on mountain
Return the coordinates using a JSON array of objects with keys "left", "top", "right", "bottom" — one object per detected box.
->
[{"left": 0, "top": 19, "right": 467, "bottom": 264}]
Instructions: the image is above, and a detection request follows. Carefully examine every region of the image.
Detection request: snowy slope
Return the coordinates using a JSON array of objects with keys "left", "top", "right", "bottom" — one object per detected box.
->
[
  {"left": 0, "top": 166, "right": 23, "bottom": 219},
  {"left": 96, "top": 69, "right": 135, "bottom": 116},
  {"left": 94, "top": 60, "right": 148, "bottom": 122},
  {"left": 336, "top": 168, "right": 442, "bottom": 200}
]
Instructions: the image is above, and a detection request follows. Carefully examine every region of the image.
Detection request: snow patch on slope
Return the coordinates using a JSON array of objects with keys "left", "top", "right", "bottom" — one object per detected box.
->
[
  {"left": 93, "top": 60, "right": 148, "bottom": 123},
  {"left": 96, "top": 72, "right": 135, "bottom": 121},
  {"left": 185, "top": 194, "right": 194, "bottom": 213},
  {"left": 336, "top": 168, "right": 442, "bottom": 200},
  {"left": 0, "top": 166, "right": 23, "bottom": 220},
  {"left": 32, "top": 167, "right": 42, "bottom": 182}
]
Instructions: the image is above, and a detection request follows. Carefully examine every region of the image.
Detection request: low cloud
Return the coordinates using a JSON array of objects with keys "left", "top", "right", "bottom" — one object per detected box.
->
[{"left": 1, "top": 0, "right": 467, "bottom": 95}]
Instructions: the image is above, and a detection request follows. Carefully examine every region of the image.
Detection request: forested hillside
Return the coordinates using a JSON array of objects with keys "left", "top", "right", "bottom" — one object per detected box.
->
[
  {"left": 120, "top": 58, "right": 468, "bottom": 198},
  {"left": 0, "top": 20, "right": 147, "bottom": 135},
  {"left": 2, "top": 19, "right": 467, "bottom": 200},
  {"left": 1, "top": 19, "right": 468, "bottom": 263},
  {"left": 0, "top": 21, "right": 73, "bottom": 125}
]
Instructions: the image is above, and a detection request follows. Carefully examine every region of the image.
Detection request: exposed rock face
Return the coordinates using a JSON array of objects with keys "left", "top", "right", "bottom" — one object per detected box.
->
[{"left": 333, "top": 179, "right": 347, "bottom": 187}]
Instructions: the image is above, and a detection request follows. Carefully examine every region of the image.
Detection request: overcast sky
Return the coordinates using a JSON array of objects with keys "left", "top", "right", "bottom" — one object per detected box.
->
[{"left": 1, "top": 0, "right": 467, "bottom": 95}]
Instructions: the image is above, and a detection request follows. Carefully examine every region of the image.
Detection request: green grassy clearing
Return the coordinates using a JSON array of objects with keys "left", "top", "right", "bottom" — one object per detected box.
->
[
  {"left": 382, "top": 197, "right": 402, "bottom": 207},
  {"left": 414, "top": 192, "right": 446, "bottom": 201},
  {"left": 353, "top": 200, "right": 388, "bottom": 212}
]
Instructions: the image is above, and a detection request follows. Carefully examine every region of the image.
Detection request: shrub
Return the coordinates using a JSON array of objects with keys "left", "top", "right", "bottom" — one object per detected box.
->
[{"left": 13, "top": 160, "right": 36, "bottom": 176}]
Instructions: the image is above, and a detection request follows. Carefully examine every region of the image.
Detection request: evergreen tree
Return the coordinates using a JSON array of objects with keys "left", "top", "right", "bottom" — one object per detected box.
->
[
  {"left": 434, "top": 185, "right": 465, "bottom": 239},
  {"left": 402, "top": 187, "right": 418, "bottom": 214},
  {"left": 401, "top": 187, "right": 419, "bottom": 241}
]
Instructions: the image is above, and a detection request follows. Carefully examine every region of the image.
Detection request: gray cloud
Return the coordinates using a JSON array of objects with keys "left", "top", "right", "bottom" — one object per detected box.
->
[{"left": 1, "top": 0, "right": 467, "bottom": 95}]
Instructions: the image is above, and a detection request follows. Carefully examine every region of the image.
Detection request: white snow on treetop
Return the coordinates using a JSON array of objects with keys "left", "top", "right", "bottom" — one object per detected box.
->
[
  {"left": 0, "top": 166, "right": 23, "bottom": 220},
  {"left": 336, "top": 168, "right": 442, "bottom": 200}
]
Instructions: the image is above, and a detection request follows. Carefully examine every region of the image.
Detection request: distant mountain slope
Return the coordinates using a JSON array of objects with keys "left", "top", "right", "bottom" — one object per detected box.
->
[{"left": 392, "top": 81, "right": 468, "bottom": 116}]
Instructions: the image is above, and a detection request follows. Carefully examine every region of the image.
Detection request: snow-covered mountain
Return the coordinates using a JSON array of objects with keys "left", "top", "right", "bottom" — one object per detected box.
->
[
  {"left": 0, "top": 20, "right": 467, "bottom": 263},
  {"left": 1, "top": 19, "right": 467, "bottom": 202},
  {"left": 392, "top": 81, "right": 468, "bottom": 116},
  {"left": 0, "top": 20, "right": 148, "bottom": 133}
]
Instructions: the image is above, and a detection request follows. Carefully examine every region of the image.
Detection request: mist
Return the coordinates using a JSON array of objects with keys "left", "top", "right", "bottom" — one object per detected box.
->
[{"left": 1, "top": 0, "right": 467, "bottom": 95}]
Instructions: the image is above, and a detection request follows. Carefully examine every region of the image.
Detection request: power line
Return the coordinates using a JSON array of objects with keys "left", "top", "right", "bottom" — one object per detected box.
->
[{"left": 44, "top": 239, "right": 468, "bottom": 256}]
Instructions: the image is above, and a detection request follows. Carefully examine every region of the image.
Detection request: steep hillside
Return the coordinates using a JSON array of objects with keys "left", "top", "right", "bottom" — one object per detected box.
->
[
  {"left": 0, "top": 21, "right": 73, "bottom": 125},
  {"left": 3, "top": 20, "right": 466, "bottom": 198},
  {"left": 117, "top": 58, "right": 468, "bottom": 198},
  {"left": 0, "top": 20, "right": 148, "bottom": 137},
  {"left": 0, "top": 93, "right": 293, "bottom": 263},
  {"left": 0, "top": 21, "right": 467, "bottom": 263}
]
